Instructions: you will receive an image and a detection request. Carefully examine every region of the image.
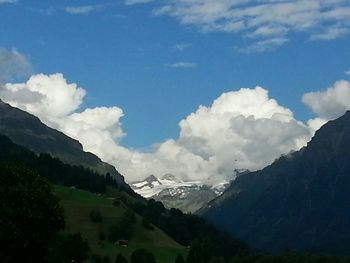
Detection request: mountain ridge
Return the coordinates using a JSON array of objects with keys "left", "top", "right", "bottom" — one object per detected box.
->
[
  {"left": 0, "top": 99, "right": 129, "bottom": 189},
  {"left": 201, "top": 111, "right": 350, "bottom": 254},
  {"left": 132, "top": 174, "right": 229, "bottom": 213}
]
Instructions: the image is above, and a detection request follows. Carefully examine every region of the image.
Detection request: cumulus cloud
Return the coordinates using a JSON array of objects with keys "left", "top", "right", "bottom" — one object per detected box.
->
[
  {"left": 0, "top": 48, "right": 32, "bottom": 83},
  {"left": 2, "top": 74, "right": 350, "bottom": 184},
  {"left": 0, "top": 73, "right": 133, "bottom": 174},
  {"left": 302, "top": 80, "right": 350, "bottom": 120},
  {"left": 129, "top": 0, "right": 350, "bottom": 52},
  {"left": 0, "top": 75, "right": 312, "bottom": 184},
  {"left": 175, "top": 87, "right": 311, "bottom": 176},
  {"left": 0, "top": 74, "right": 86, "bottom": 122},
  {"left": 346, "top": 69, "right": 350, "bottom": 75}
]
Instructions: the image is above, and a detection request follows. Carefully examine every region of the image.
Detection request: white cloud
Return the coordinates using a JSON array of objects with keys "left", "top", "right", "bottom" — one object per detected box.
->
[
  {"left": 2, "top": 74, "right": 350, "bottom": 184},
  {"left": 174, "top": 43, "right": 192, "bottom": 51},
  {"left": 166, "top": 62, "right": 198, "bottom": 68},
  {"left": 237, "top": 38, "right": 288, "bottom": 53},
  {"left": 65, "top": 5, "right": 104, "bottom": 15},
  {"left": 0, "top": 73, "right": 133, "bottom": 176},
  {"left": 125, "top": 0, "right": 155, "bottom": 5},
  {"left": 132, "top": 0, "right": 350, "bottom": 52},
  {"left": 345, "top": 69, "right": 350, "bottom": 75},
  {"left": 0, "top": 76, "right": 314, "bottom": 184},
  {"left": 0, "top": 0, "right": 17, "bottom": 4},
  {"left": 175, "top": 87, "right": 312, "bottom": 177},
  {"left": 310, "top": 27, "right": 350, "bottom": 41},
  {"left": 0, "top": 48, "right": 32, "bottom": 83},
  {"left": 307, "top": 117, "right": 327, "bottom": 132},
  {"left": 302, "top": 80, "right": 350, "bottom": 120},
  {"left": 0, "top": 74, "right": 86, "bottom": 122}
]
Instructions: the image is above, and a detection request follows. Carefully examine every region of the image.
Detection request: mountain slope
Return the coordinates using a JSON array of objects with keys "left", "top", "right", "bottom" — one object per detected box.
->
[
  {"left": 201, "top": 111, "right": 350, "bottom": 254},
  {"left": 55, "top": 185, "right": 185, "bottom": 263},
  {"left": 0, "top": 132, "right": 249, "bottom": 261},
  {"left": 132, "top": 174, "right": 228, "bottom": 213},
  {"left": 0, "top": 99, "right": 128, "bottom": 188},
  {"left": 0, "top": 133, "right": 185, "bottom": 262}
]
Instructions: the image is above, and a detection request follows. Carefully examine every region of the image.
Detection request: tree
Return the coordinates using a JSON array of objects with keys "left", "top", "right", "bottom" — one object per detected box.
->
[
  {"left": 99, "top": 231, "right": 105, "bottom": 241},
  {"left": 130, "top": 249, "right": 156, "bottom": 263},
  {"left": 109, "top": 210, "right": 137, "bottom": 242},
  {"left": 186, "top": 239, "right": 215, "bottom": 263},
  {"left": 0, "top": 165, "right": 65, "bottom": 263},
  {"left": 115, "top": 253, "right": 128, "bottom": 263},
  {"left": 175, "top": 254, "right": 185, "bottom": 263},
  {"left": 142, "top": 218, "right": 154, "bottom": 230},
  {"left": 210, "top": 257, "right": 225, "bottom": 263},
  {"left": 47, "top": 233, "right": 90, "bottom": 263},
  {"left": 103, "top": 256, "right": 112, "bottom": 263},
  {"left": 90, "top": 210, "right": 103, "bottom": 223},
  {"left": 91, "top": 254, "right": 103, "bottom": 263}
]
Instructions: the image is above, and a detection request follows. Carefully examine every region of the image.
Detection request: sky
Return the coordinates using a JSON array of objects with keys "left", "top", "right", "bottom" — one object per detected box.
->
[{"left": 1, "top": 0, "right": 350, "bottom": 183}]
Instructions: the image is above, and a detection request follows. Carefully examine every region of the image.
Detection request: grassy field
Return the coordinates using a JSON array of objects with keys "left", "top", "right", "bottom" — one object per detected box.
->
[{"left": 54, "top": 185, "right": 186, "bottom": 263}]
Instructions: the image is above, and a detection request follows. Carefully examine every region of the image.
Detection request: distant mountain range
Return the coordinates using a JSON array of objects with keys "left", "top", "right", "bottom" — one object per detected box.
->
[
  {"left": 201, "top": 111, "right": 350, "bottom": 255},
  {"left": 131, "top": 174, "right": 230, "bottom": 213},
  {"left": 0, "top": 99, "right": 130, "bottom": 190}
]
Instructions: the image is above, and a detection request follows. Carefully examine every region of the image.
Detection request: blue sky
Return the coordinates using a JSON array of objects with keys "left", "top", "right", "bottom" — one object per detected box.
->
[
  {"left": 1, "top": 0, "right": 350, "bottom": 148},
  {"left": 1, "top": 0, "right": 350, "bottom": 182}
]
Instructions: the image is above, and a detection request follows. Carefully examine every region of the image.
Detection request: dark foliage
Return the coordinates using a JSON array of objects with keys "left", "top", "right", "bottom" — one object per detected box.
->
[
  {"left": 99, "top": 231, "right": 105, "bottom": 241},
  {"left": 103, "top": 256, "right": 112, "bottom": 263},
  {"left": 109, "top": 210, "right": 137, "bottom": 242},
  {"left": 115, "top": 253, "right": 128, "bottom": 263},
  {"left": 91, "top": 254, "right": 103, "bottom": 263},
  {"left": 130, "top": 249, "right": 156, "bottom": 263},
  {"left": 0, "top": 165, "right": 65, "bottom": 263},
  {"left": 142, "top": 218, "right": 154, "bottom": 230},
  {"left": 131, "top": 199, "right": 249, "bottom": 261},
  {"left": 175, "top": 254, "right": 185, "bottom": 263},
  {"left": 0, "top": 134, "right": 119, "bottom": 193},
  {"left": 47, "top": 233, "right": 90, "bottom": 263},
  {"left": 227, "top": 253, "right": 350, "bottom": 263},
  {"left": 90, "top": 210, "right": 103, "bottom": 223}
]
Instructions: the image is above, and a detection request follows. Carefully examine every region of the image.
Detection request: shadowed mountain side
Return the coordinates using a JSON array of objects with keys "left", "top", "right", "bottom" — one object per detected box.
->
[
  {"left": 0, "top": 99, "right": 130, "bottom": 190},
  {"left": 201, "top": 111, "right": 350, "bottom": 255}
]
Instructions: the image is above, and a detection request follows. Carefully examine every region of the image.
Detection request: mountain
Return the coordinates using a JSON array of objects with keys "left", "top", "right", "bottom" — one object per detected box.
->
[
  {"left": 132, "top": 174, "right": 229, "bottom": 213},
  {"left": 0, "top": 133, "right": 249, "bottom": 262},
  {"left": 200, "top": 111, "right": 350, "bottom": 255},
  {"left": 0, "top": 133, "right": 185, "bottom": 262},
  {"left": 54, "top": 185, "right": 185, "bottom": 263},
  {"left": 0, "top": 99, "right": 128, "bottom": 188}
]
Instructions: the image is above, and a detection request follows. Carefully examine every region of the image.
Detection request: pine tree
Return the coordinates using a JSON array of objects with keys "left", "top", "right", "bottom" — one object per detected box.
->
[{"left": 115, "top": 253, "right": 128, "bottom": 263}]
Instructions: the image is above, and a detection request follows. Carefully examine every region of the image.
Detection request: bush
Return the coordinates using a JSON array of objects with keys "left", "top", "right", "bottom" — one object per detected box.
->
[
  {"left": 113, "top": 199, "right": 121, "bottom": 207},
  {"left": 89, "top": 210, "right": 103, "bottom": 223},
  {"left": 115, "top": 253, "right": 128, "bottom": 263},
  {"left": 142, "top": 218, "right": 154, "bottom": 231},
  {"left": 47, "top": 233, "right": 90, "bottom": 263},
  {"left": 175, "top": 254, "right": 185, "bottom": 263},
  {"left": 130, "top": 249, "right": 156, "bottom": 263},
  {"left": 91, "top": 254, "right": 103, "bottom": 263},
  {"left": 99, "top": 231, "right": 105, "bottom": 241}
]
